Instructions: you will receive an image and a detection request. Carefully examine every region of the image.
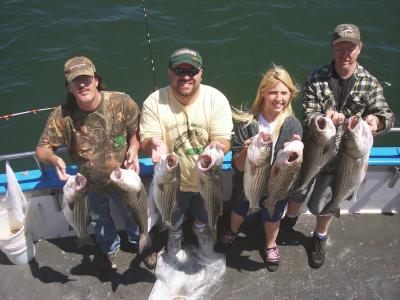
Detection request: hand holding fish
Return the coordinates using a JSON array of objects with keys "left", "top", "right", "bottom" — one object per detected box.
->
[
  {"left": 243, "top": 138, "right": 252, "bottom": 149},
  {"left": 151, "top": 137, "right": 168, "bottom": 164},
  {"left": 283, "top": 134, "right": 302, "bottom": 148},
  {"left": 207, "top": 138, "right": 230, "bottom": 153},
  {"left": 55, "top": 157, "right": 69, "bottom": 181},
  {"left": 232, "top": 138, "right": 252, "bottom": 171},
  {"left": 326, "top": 110, "right": 345, "bottom": 125},
  {"left": 364, "top": 114, "right": 383, "bottom": 135},
  {"left": 124, "top": 147, "right": 140, "bottom": 174}
]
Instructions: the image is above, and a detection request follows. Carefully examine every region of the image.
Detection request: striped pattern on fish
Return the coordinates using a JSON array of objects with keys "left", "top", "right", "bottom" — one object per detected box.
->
[
  {"left": 321, "top": 116, "right": 373, "bottom": 216},
  {"left": 293, "top": 116, "right": 337, "bottom": 193},
  {"left": 62, "top": 174, "right": 92, "bottom": 244},
  {"left": 110, "top": 168, "right": 150, "bottom": 254},
  {"left": 243, "top": 131, "right": 272, "bottom": 212},
  {"left": 196, "top": 147, "right": 224, "bottom": 241},
  {"left": 153, "top": 153, "right": 180, "bottom": 229},
  {"left": 263, "top": 140, "right": 304, "bottom": 216}
]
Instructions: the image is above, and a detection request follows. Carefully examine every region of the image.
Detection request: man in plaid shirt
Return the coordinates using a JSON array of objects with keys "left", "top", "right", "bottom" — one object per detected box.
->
[{"left": 280, "top": 24, "right": 395, "bottom": 269}]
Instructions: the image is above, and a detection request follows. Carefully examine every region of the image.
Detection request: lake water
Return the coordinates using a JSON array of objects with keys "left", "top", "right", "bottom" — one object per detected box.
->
[{"left": 1, "top": 0, "right": 399, "bottom": 170}]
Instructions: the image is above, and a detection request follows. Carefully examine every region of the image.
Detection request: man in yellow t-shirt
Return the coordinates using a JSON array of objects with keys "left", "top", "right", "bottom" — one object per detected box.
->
[{"left": 140, "top": 48, "right": 233, "bottom": 259}]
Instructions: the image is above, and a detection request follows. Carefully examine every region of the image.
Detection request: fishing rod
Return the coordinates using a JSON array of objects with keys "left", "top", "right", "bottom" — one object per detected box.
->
[
  {"left": 0, "top": 107, "right": 55, "bottom": 120},
  {"left": 142, "top": 0, "right": 158, "bottom": 91}
]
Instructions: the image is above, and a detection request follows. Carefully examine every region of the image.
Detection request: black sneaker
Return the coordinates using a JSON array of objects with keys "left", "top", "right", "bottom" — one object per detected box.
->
[{"left": 308, "top": 234, "right": 326, "bottom": 269}]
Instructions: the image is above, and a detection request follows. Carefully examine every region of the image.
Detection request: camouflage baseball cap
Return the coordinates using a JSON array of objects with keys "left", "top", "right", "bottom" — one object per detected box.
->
[
  {"left": 64, "top": 56, "right": 96, "bottom": 82},
  {"left": 169, "top": 48, "right": 202, "bottom": 70},
  {"left": 332, "top": 24, "right": 361, "bottom": 45}
]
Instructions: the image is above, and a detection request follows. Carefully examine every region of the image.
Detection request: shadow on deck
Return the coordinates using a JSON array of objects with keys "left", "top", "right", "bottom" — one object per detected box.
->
[{"left": 1, "top": 210, "right": 399, "bottom": 300}]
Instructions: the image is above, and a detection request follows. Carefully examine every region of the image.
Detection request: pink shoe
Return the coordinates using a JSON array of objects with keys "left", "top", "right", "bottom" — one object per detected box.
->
[
  {"left": 220, "top": 229, "right": 238, "bottom": 245},
  {"left": 265, "top": 246, "right": 280, "bottom": 272}
]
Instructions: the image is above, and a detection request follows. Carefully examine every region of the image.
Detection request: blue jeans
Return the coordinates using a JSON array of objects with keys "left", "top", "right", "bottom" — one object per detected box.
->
[{"left": 88, "top": 191, "right": 139, "bottom": 254}]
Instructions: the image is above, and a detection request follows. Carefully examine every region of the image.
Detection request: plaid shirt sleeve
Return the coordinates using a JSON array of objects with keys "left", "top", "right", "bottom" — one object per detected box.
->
[
  {"left": 361, "top": 75, "right": 395, "bottom": 135},
  {"left": 302, "top": 64, "right": 335, "bottom": 129},
  {"left": 302, "top": 63, "right": 395, "bottom": 135},
  {"left": 302, "top": 77, "right": 326, "bottom": 128}
]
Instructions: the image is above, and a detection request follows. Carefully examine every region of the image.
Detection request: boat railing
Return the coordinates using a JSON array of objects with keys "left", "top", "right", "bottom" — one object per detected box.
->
[
  {"left": 0, "top": 148, "right": 68, "bottom": 177},
  {"left": 1, "top": 127, "right": 399, "bottom": 174}
]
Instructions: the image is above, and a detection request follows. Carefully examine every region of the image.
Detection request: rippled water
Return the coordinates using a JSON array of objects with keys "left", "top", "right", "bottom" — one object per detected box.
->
[{"left": 1, "top": 0, "right": 399, "bottom": 169}]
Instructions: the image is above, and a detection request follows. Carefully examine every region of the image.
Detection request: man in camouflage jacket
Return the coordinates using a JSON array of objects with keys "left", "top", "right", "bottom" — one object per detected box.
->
[{"left": 35, "top": 56, "right": 153, "bottom": 271}]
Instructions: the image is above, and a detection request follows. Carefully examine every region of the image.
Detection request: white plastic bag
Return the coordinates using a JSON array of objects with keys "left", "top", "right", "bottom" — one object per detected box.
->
[
  {"left": 4, "top": 161, "right": 27, "bottom": 223},
  {"left": 149, "top": 246, "right": 226, "bottom": 300}
]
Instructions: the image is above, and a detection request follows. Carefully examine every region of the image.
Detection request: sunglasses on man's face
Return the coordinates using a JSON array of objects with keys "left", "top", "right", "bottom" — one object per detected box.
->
[{"left": 170, "top": 67, "right": 200, "bottom": 77}]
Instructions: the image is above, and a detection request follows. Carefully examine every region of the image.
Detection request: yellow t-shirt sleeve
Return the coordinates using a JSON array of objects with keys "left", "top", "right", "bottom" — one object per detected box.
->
[
  {"left": 139, "top": 91, "right": 163, "bottom": 142},
  {"left": 209, "top": 91, "right": 233, "bottom": 141}
]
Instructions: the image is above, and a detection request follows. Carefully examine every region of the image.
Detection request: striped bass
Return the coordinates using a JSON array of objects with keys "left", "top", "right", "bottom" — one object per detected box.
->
[
  {"left": 243, "top": 131, "right": 273, "bottom": 212},
  {"left": 110, "top": 168, "right": 150, "bottom": 254},
  {"left": 153, "top": 153, "right": 180, "bottom": 229},
  {"left": 263, "top": 140, "right": 304, "bottom": 216},
  {"left": 321, "top": 116, "right": 373, "bottom": 216},
  {"left": 62, "top": 173, "right": 92, "bottom": 245},
  {"left": 293, "top": 116, "right": 336, "bottom": 193},
  {"left": 196, "top": 147, "right": 224, "bottom": 241}
]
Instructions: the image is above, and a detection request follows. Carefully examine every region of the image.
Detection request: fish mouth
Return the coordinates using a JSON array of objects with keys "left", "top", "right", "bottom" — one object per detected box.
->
[
  {"left": 317, "top": 117, "right": 327, "bottom": 130},
  {"left": 166, "top": 153, "right": 178, "bottom": 169},
  {"left": 198, "top": 155, "right": 212, "bottom": 169},
  {"left": 110, "top": 168, "right": 122, "bottom": 181},
  {"left": 259, "top": 131, "right": 271, "bottom": 142},
  {"left": 288, "top": 152, "right": 299, "bottom": 162},
  {"left": 75, "top": 173, "right": 87, "bottom": 189}
]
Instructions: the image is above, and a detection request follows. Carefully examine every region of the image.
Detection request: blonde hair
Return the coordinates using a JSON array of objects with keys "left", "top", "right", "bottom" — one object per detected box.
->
[{"left": 232, "top": 64, "right": 299, "bottom": 139}]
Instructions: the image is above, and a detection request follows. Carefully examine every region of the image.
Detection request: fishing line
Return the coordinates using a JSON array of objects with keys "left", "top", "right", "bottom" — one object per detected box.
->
[
  {"left": 0, "top": 107, "right": 55, "bottom": 120},
  {"left": 2, "top": 2, "right": 156, "bottom": 121},
  {"left": 142, "top": 0, "right": 158, "bottom": 91}
]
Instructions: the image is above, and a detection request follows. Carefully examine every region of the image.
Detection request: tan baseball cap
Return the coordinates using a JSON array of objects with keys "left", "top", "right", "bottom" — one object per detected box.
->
[
  {"left": 332, "top": 24, "right": 361, "bottom": 45},
  {"left": 64, "top": 56, "right": 96, "bottom": 82}
]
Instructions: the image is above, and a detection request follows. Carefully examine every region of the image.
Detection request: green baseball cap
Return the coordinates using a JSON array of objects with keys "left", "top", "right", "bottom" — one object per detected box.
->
[
  {"left": 64, "top": 56, "right": 96, "bottom": 83},
  {"left": 169, "top": 48, "right": 202, "bottom": 70}
]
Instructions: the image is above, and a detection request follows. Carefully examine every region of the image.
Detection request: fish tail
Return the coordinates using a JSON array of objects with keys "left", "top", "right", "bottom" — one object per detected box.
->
[
  {"left": 333, "top": 207, "right": 341, "bottom": 219},
  {"left": 262, "top": 199, "right": 275, "bottom": 218},
  {"left": 158, "top": 222, "right": 172, "bottom": 232},
  {"left": 267, "top": 205, "right": 275, "bottom": 219},
  {"left": 320, "top": 203, "right": 340, "bottom": 218},
  {"left": 207, "top": 222, "right": 217, "bottom": 242},
  {"left": 247, "top": 207, "right": 261, "bottom": 215}
]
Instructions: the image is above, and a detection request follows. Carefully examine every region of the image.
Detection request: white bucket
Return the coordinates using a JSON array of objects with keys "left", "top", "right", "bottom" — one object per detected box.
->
[{"left": 0, "top": 222, "right": 36, "bottom": 264}]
